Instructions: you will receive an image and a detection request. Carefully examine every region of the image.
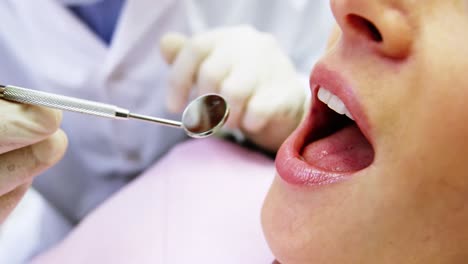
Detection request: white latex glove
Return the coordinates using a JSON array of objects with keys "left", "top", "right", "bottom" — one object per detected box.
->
[
  {"left": 160, "top": 26, "right": 307, "bottom": 152},
  {"left": 0, "top": 101, "right": 67, "bottom": 224}
]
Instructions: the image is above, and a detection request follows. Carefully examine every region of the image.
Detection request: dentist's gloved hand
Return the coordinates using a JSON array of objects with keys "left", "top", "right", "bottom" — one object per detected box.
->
[
  {"left": 0, "top": 102, "right": 67, "bottom": 224},
  {"left": 160, "top": 26, "right": 307, "bottom": 152}
]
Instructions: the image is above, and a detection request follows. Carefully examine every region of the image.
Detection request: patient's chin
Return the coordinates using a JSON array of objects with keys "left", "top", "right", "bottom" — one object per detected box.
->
[
  {"left": 261, "top": 175, "right": 349, "bottom": 263},
  {"left": 261, "top": 176, "right": 307, "bottom": 264}
]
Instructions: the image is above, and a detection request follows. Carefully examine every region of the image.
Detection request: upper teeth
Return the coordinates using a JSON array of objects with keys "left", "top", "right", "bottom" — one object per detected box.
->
[{"left": 317, "top": 87, "right": 354, "bottom": 120}]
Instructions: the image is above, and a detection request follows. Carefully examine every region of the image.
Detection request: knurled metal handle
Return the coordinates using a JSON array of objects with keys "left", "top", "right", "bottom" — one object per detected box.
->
[{"left": 1, "top": 85, "right": 129, "bottom": 119}]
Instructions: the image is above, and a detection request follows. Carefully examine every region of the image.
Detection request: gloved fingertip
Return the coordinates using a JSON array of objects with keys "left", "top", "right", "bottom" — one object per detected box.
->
[
  {"left": 33, "top": 130, "right": 68, "bottom": 166},
  {"left": 160, "top": 33, "right": 187, "bottom": 64},
  {"left": 242, "top": 112, "right": 267, "bottom": 133}
]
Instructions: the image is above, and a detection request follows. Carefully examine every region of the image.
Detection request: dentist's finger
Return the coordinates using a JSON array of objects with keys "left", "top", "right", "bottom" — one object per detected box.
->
[
  {"left": 0, "top": 101, "right": 62, "bottom": 155},
  {"left": 197, "top": 49, "right": 232, "bottom": 95},
  {"left": 220, "top": 64, "right": 258, "bottom": 128},
  {"left": 166, "top": 34, "right": 216, "bottom": 113},
  {"left": 160, "top": 33, "right": 188, "bottom": 65},
  {"left": 241, "top": 81, "right": 300, "bottom": 134},
  {"left": 241, "top": 94, "right": 273, "bottom": 134},
  {"left": 0, "top": 182, "right": 30, "bottom": 224},
  {"left": 0, "top": 129, "right": 68, "bottom": 196},
  {"left": 243, "top": 74, "right": 306, "bottom": 133},
  {"left": 242, "top": 83, "right": 305, "bottom": 152}
]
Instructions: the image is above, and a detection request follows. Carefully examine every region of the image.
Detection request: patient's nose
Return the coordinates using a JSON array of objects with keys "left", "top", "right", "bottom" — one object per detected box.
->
[{"left": 331, "top": 0, "right": 413, "bottom": 59}]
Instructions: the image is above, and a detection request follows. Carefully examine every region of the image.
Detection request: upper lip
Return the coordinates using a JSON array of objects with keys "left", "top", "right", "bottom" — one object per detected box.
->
[{"left": 275, "top": 63, "right": 374, "bottom": 185}]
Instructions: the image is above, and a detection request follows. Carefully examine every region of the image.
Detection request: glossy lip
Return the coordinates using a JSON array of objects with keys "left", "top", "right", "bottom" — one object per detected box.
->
[{"left": 275, "top": 63, "right": 374, "bottom": 186}]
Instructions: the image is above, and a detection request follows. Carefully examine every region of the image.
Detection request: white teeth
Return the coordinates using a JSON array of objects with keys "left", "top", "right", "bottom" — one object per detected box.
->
[
  {"left": 317, "top": 87, "right": 332, "bottom": 103},
  {"left": 328, "top": 95, "right": 346, "bottom": 115},
  {"left": 317, "top": 87, "right": 354, "bottom": 120}
]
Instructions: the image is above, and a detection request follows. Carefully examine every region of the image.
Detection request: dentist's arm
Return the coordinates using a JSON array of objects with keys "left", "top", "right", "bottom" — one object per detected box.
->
[
  {"left": 160, "top": 26, "right": 307, "bottom": 152},
  {"left": 0, "top": 101, "right": 67, "bottom": 223}
]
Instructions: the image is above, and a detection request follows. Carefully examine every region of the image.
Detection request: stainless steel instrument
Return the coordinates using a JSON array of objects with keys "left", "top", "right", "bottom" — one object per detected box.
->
[{"left": 0, "top": 85, "right": 229, "bottom": 138}]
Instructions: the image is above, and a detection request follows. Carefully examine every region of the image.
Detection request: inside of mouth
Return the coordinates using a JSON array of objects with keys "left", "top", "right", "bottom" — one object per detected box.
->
[{"left": 300, "top": 100, "right": 374, "bottom": 173}]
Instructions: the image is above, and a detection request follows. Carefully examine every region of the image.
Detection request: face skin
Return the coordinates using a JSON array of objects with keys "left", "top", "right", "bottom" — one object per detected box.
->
[{"left": 262, "top": 0, "right": 468, "bottom": 263}]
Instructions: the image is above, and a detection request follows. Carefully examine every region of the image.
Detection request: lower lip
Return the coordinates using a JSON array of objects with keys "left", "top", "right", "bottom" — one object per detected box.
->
[{"left": 275, "top": 106, "right": 351, "bottom": 186}]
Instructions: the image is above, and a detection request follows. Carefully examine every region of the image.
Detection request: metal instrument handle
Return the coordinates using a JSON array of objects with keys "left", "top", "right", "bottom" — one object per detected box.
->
[{"left": 1, "top": 85, "right": 129, "bottom": 119}]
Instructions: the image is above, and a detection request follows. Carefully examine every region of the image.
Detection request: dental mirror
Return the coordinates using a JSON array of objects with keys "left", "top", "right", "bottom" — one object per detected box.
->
[
  {"left": 0, "top": 85, "right": 230, "bottom": 138},
  {"left": 128, "top": 94, "right": 230, "bottom": 138},
  {"left": 180, "top": 94, "right": 230, "bottom": 138}
]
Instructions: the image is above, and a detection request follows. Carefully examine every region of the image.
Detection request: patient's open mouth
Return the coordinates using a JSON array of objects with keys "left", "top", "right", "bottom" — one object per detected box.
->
[
  {"left": 301, "top": 87, "right": 373, "bottom": 172},
  {"left": 276, "top": 65, "right": 375, "bottom": 186}
]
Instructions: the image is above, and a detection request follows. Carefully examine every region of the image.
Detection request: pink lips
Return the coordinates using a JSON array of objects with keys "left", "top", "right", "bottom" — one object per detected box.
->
[{"left": 275, "top": 64, "right": 373, "bottom": 186}]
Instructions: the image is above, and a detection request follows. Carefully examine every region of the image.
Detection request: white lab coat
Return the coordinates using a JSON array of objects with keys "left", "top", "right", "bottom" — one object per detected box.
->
[{"left": 0, "top": 0, "right": 333, "bottom": 222}]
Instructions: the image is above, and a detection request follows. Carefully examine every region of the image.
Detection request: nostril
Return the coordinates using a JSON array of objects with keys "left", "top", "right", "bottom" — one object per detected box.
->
[{"left": 347, "top": 14, "right": 383, "bottom": 42}]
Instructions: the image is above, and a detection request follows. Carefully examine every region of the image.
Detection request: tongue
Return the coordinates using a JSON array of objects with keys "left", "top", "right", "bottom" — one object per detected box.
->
[{"left": 302, "top": 124, "right": 373, "bottom": 172}]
